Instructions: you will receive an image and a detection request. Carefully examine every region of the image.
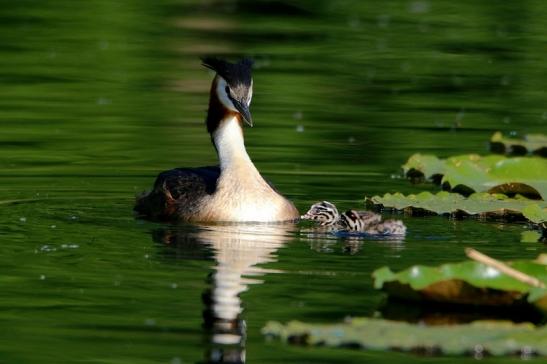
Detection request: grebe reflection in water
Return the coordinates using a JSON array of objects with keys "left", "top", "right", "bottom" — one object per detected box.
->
[{"left": 154, "top": 223, "right": 294, "bottom": 363}]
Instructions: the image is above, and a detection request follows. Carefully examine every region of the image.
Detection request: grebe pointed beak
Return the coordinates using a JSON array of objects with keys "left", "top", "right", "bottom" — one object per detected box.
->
[{"left": 233, "top": 100, "right": 253, "bottom": 127}]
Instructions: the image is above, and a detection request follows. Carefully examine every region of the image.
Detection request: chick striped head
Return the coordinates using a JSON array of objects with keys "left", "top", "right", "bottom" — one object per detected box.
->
[{"left": 301, "top": 201, "right": 339, "bottom": 225}]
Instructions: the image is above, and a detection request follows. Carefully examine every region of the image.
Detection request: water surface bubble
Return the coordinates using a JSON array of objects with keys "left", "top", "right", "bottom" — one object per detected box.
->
[
  {"left": 61, "top": 244, "right": 79, "bottom": 249},
  {"left": 408, "top": 1, "right": 430, "bottom": 14},
  {"left": 144, "top": 318, "right": 156, "bottom": 326},
  {"left": 377, "top": 14, "right": 390, "bottom": 28},
  {"left": 40, "top": 245, "right": 56, "bottom": 252}
]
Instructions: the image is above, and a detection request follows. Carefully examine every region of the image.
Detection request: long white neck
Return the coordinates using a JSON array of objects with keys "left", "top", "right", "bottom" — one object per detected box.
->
[{"left": 213, "top": 116, "right": 255, "bottom": 172}]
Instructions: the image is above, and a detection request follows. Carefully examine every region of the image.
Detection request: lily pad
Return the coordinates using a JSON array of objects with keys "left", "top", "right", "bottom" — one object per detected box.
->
[
  {"left": 262, "top": 318, "right": 547, "bottom": 356},
  {"left": 521, "top": 231, "right": 543, "bottom": 243},
  {"left": 522, "top": 204, "right": 547, "bottom": 230},
  {"left": 372, "top": 259, "right": 547, "bottom": 314},
  {"left": 402, "top": 153, "right": 446, "bottom": 182},
  {"left": 490, "top": 132, "right": 547, "bottom": 156},
  {"left": 367, "top": 191, "right": 546, "bottom": 225},
  {"left": 402, "top": 154, "right": 547, "bottom": 199}
]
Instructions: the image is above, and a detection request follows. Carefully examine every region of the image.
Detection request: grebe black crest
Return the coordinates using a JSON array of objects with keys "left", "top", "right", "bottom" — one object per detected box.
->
[
  {"left": 135, "top": 57, "right": 299, "bottom": 223},
  {"left": 302, "top": 201, "right": 407, "bottom": 235}
]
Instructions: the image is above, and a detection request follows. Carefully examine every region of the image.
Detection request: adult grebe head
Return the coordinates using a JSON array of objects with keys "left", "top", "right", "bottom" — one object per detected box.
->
[{"left": 202, "top": 57, "right": 254, "bottom": 129}]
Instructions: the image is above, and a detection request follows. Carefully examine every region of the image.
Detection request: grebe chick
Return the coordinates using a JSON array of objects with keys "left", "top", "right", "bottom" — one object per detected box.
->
[
  {"left": 302, "top": 201, "right": 406, "bottom": 235},
  {"left": 339, "top": 210, "right": 381, "bottom": 231},
  {"left": 301, "top": 201, "right": 381, "bottom": 228},
  {"left": 340, "top": 210, "right": 406, "bottom": 235},
  {"left": 135, "top": 58, "right": 299, "bottom": 223}
]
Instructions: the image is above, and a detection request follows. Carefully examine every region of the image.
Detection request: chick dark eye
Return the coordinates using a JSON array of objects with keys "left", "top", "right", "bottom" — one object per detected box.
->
[{"left": 225, "top": 86, "right": 230, "bottom": 95}]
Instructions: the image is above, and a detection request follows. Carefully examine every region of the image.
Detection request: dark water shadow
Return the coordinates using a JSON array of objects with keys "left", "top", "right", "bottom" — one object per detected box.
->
[{"left": 379, "top": 297, "right": 546, "bottom": 326}]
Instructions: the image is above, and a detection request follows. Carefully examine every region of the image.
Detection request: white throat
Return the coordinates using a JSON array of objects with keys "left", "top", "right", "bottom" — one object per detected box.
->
[{"left": 213, "top": 116, "right": 253, "bottom": 171}]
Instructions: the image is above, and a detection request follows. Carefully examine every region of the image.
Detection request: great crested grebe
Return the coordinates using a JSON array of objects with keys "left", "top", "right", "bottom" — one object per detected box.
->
[
  {"left": 302, "top": 201, "right": 407, "bottom": 235},
  {"left": 135, "top": 57, "right": 299, "bottom": 223}
]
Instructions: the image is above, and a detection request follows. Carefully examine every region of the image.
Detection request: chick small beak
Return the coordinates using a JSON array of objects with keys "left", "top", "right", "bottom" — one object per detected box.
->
[{"left": 234, "top": 100, "right": 253, "bottom": 127}]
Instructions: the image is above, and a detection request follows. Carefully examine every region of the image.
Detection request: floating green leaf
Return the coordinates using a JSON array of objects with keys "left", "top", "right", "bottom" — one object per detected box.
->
[
  {"left": 402, "top": 153, "right": 446, "bottom": 181},
  {"left": 367, "top": 191, "right": 546, "bottom": 224},
  {"left": 521, "top": 231, "right": 543, "bottom": 243},
  {"left": 522, "top": 205, "right": 547, "bottom": 229},
  {"left": 402, "top": 154, "right": 547, "bottom": 199},
  {"left": 262, "top": 318, "right": 547, "bottom": 356},
  {"left": 490, "top": 132, "right": 547, "bottom": 156},
  {"left": 372, "top": 259, "right": 547, "bottom": 314}
]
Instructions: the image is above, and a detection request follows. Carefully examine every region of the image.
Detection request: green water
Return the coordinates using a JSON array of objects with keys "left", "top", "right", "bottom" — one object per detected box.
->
[{"left": 1, "top": 0, "right": 546, "bottom": 363}]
